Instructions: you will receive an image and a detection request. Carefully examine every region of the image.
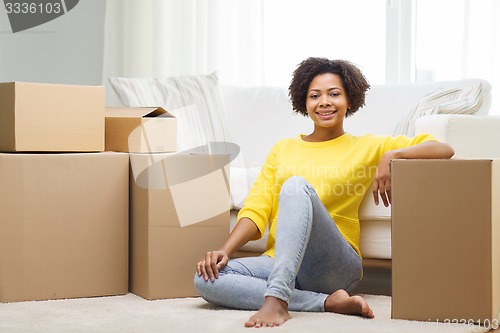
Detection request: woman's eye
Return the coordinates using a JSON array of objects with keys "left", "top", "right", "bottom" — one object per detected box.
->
[
  {"left": 330, "top": 92, "right": 340, "bottom": 97},
  {"left": 310, "top": 94, "right": 319, "bottom": 99}
]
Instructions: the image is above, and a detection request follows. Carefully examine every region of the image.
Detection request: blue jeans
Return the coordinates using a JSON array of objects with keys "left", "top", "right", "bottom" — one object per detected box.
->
[{"left": 194, "top": 176, "right": 362, "bottom": 312}]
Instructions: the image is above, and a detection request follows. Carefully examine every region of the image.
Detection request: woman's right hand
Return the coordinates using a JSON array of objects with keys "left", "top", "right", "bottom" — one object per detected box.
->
[
  {"left": 196, "top": 217, "right": 260, "bottom": 282},
  {"left": 196, "top": 250, "right": 229, "bottom": 282}
]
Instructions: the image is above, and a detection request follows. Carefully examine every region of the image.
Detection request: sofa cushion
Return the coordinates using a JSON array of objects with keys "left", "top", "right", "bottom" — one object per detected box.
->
[
  {"left": 393, "top": 82, "right": 487, "bottom": 136},
  {"left": 359, "top": 219, "right": 392, "bottom": 259},
  {"left": 415, "top": 114, "right": 500, "bottom": 158},
  {"left": 110, "top": 72, "right": 233, "bottom": 152},
  {"left": 230, "top": 166, "right": 260, "bottom": 209},
  {"left": 358, "top": 191, "right": 392, "bottom": 220}
]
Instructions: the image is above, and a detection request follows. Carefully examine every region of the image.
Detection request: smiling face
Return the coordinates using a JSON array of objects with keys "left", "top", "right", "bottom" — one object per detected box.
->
[{"left": 305, "top": 73, "right": 350, "bottom": 139}]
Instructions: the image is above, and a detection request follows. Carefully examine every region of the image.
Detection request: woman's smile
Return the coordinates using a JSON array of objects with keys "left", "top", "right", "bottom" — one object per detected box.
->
[{"left": 315, "top": 109, "right": 338, "bottom": 119}]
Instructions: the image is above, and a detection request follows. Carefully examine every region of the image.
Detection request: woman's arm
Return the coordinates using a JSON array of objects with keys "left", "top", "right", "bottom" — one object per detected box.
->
[
  {"left": 373, "top": 141, "right": 454, "bottom": 207},
  {"left": 196, "top": 217, "right": 260, "bottom": 282}
]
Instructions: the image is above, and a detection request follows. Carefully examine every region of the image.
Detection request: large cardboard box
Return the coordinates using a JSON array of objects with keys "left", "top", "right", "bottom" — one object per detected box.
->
[
  {"left": 391, "top": 159, "right": 500, "bottom": 325},
  {"left": 129, "top": 152, "right": 230, "bottom": 299},
  {"left": 0, "top": 82, "right": 104, "bottom": 152},
  {"left": 0, "top": 152, "right": 129, "bottom": 302},
  {"left": 105, "top": 107, "right": 177, "bottom": 153}
]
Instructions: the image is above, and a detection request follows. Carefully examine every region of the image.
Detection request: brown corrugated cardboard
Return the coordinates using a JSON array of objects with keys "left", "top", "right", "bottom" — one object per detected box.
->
[
  {"left": 129, "top": 152, "right": 230, "bottom": 299},
  {"left": 391, "top": 159, "right": 500, "bottom": 326},
  {"left": 105, "top": 107, "right": 177, "bottom": 153},
  {"left": 0, "top": 152, "right": 129, "bottom": 302},
  {"left": 0, "top": 82, "right": 104, "bottom": 152}
]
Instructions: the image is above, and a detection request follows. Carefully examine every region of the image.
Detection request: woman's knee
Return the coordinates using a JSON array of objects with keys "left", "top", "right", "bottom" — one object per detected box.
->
[
  {"left": 280, "top": 176, "right": 310, "bottom": 197},
  {"left": 194, "top": 271, "right": 236, "bottom": 307},
  {"left": 193, "top": 272, "right": 207, "bottom": 294},
  {"left": 193, "top": 272, "right": 219, "bottom": 301}
]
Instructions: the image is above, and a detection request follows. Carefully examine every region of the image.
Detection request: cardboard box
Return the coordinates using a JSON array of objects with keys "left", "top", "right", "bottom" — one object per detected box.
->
[
  {"left": 0, "top": 82, "right": 104, "bottom": 152},
  {"left": 105, "top": 107, "right": 177, "bottom": 153},
  {"left": 0, "top": 152, "right": 129, "bottom": 302},
  {"left": 391, "top": 159, "right": 500, "bottom": 324},
  {"left": 129, "top": 152, "right": 230, "bottom": 299}
]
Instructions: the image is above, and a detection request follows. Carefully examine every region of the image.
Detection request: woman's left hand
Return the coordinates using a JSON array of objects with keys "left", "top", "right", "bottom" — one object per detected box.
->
[
  {"left": 372, "top": 141, "right": 454, "bottom": 206},
  {"left": 372, "top": 151, "right": 396, "bottom": 207}
]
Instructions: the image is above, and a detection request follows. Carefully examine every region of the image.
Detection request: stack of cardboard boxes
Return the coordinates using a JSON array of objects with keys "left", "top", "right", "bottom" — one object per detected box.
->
[
  {"left": 0, "top": 82, "right": 128, "bottom": 302},
  {"left": 0, "top": 82, "right": 229, "bottom": 303},
  {"left": 105, "top": 107, "right": 230, "bottom": 300}
]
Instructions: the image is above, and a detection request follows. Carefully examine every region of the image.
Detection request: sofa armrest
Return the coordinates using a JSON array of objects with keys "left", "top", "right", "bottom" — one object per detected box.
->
[{"left": 415, "top": 114, "right": 500, "bottom": 158}]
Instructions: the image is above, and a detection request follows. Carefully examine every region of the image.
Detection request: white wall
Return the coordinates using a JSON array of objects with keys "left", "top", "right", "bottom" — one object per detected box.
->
[{"left": 0, "top": 0, "right": 106, "bottom": 86}]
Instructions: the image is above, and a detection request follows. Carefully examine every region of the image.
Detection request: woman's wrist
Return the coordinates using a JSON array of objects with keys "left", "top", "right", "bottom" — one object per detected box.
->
[{"left": 387, "top": 148, "right": 403, "bottom": 160}]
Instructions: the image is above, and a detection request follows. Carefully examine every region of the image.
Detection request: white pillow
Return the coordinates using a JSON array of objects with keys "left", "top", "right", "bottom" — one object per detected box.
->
[
  {"left": 110, "top": 72, "right": 234, "bottom": 152},
  {"left": 393, "top": 82, "right": 485, "bottom": 136}
]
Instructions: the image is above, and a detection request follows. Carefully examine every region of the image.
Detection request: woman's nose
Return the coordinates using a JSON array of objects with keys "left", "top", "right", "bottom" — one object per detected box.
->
[{"left": 319, "top": 95, "right": 331, "bottom": 106}]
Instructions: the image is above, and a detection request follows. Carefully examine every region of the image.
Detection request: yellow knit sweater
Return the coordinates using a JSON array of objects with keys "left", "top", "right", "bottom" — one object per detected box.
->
[{"left": 237, "top": 133, "right": 436, "bottom": 258}]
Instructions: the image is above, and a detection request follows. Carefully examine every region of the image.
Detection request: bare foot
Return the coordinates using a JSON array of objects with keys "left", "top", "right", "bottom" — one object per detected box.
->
[
  {"left": 325, "top": 289, "right": 375, "bottom": 318},
  {"left": 244, "top": 296, "right": 291, "bottom": 328}
]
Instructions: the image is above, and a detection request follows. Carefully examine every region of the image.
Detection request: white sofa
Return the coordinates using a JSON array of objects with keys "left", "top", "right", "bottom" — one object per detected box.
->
[
  {"left": 109, "top": 74, "right": 500, "bottom": 262},
  {"left": 223, "top": 78, "right": 500, "bottom": 261}
]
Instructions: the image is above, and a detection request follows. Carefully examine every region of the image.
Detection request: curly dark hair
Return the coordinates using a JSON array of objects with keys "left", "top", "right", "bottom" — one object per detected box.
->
[{"left": 288, "top": 57, "right": 370, "bottom": 117}]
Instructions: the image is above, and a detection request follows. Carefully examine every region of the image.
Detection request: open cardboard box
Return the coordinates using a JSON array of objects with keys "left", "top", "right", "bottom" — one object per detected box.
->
[
  {"left": 0, "top": 82, "right": 104, "bottom": 152},
  {"left": 105, "top": 107, "right": 177, "bottom": 153},
  {"left": 129, "top": 152, "right": 230, "bottom": 299},
  {"left": 391, "top": 159, "right": 500, "bottom": 326}
]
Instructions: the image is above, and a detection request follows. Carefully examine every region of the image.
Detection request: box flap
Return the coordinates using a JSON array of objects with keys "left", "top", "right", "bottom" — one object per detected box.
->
[
  {"left": 0, "top": 82, "right": 16, "bottom": 151},
  {"left": 105, "top": 107, "right": 177, "bottom": 153},
  {"left": 105, "top": 107, "right": 174, "bottom": 119}
]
